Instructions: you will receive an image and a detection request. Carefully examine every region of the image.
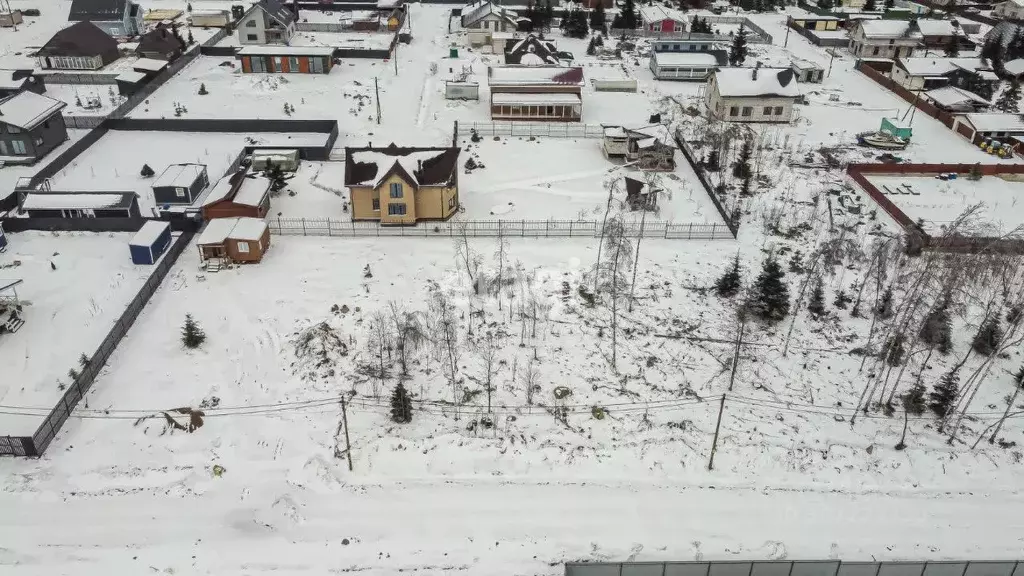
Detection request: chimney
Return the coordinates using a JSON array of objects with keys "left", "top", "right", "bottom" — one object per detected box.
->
[
  {"left": 417, "top": 160, "right": 422, "bottom": 173},
  {"left": 752, "top": 61, "right": 761, "bottom": 81}
]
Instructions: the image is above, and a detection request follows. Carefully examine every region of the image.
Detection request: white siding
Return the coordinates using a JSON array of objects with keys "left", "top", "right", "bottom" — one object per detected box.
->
[
  {"left": 706, "top": 84, "right": 795, "bottom": 123},
  {"left": 239, "top": 13, "right": 267, "bottom": 45}
]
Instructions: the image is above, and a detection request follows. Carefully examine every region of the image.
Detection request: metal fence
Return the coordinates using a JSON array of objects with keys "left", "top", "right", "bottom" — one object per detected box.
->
[
  {"left": 14, "top": 229, "right": 197, "bottom": 456},
  {"left": 295, "top": 21, "right": 348, "bottom": 32},
  {"left": 41, "top": 72, "right": 119, "bottom": 85},
  {"left": 673, "top": 129, "right": 737, "bottom": 238},
  {"left": 566, "top": 560, "right": 1024, "bottom": 576},
  {"left": 458, "top": 121, "right": 606, "bottom": 139},
  {"left": 63, "top": 115, "right": 105, "bottom": 129},
  {"left": 267, "top": 217, "right": 733, "bottom": 240}
]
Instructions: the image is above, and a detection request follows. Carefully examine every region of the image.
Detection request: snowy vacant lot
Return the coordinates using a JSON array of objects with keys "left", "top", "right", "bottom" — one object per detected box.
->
[
  {"left": 218, "top": 29, "right": 396, "bottom": 51},
  {"left": 866, "top": 174, "right": 1024, "bottom": 235},
  {"left": 44, "top": 83, "right": 126, "bottom": 117},
  {"left": 46, "top": 131, "right": 251, "bottom": 213},
  {"left": 0, "top": 232, "right": 157, "bottom": 435},
  {"left": 271, "top": 160, "right": 348, "bottom": 218},
  {"left": 461, "top": 138, "right": 720, "bottom": 223}
]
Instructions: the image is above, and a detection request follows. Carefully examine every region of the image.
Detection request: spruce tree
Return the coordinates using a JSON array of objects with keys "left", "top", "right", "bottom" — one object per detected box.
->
[
  {"left": 807, "top": 279, "right": 825, "bottom": 317},
  {"left": 181, "top": 314, "right": 207, "bottom": 349},
  {"left": 968, "top": 162, "right": 983, "bottom": 181},
  {"left": 819, "top": 0, "right": 834, "bottom": 9},
  {"left": 995, "top": 82, "right": 1021, "bottom": 114},
  {"left": 920, "top": 298, "right": 953, "bottom": 354},
  {"left": 944, "top": 35, "right": 960, "bottom": 57},
  {"left": 863, "top": 0, "right": 877, "bottom": 11},
  {"left": 390, "top": 382, "right": 413, "bottom": 423},
  {"left": 883, "top": 334, "right": 906, "bottom": 366},
  {"left": 544, "top": 0, "right": 554, "bottom": 28},
  {"left": 590, "top": 2, "right": 606, "bottom": 31},
  {"left": 895, "top": 380, "right": 927, "bottom": 450},
  {"left": 198, "top": 83, "right": 208, "bottom": 95},
  {"left": 875, "top": 286, "right": 893, "bottom": 319},
  {"left": 732, "top": 139, "right": 752, "bottom": 179},
  {"left": 621, "top": 0, "right": 637, "bottom": 29},
  {"left": 929, "top": 369, "right": 960, "bottom": 418},
  {"left": 706, "top": 149, "right": 721, "bottom": 171},
  {"left": 140, "top": 163, "right": 155, "bottom": 177},
  {"left": 729, "top": 25, "right": 748, "bottom": 66},
  {"left": 739, "top": 174, "right": 753, "bottom": 197},
  {"left": 749, "top": 255, "right": 790, "bottom": 323},
  {"left": 972, "top": 315, "right": 1003, "bottom": 355},
  {"left": 884, "top": 0, "right": 894, "bottom": 8},
  {"left": 715, "top": 254, "right": 742, "bottom": 297}
]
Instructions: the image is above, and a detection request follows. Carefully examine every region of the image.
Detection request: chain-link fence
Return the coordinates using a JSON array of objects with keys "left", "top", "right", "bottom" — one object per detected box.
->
[
  {"left": 566, "top": 560, "right": 1024, "bottom": 576},
  {"left": 457, "top": 122, "right": 606, "bottom": 139},
  {"left": 267, "top": 217, "right": 733, "bottom": 240}
]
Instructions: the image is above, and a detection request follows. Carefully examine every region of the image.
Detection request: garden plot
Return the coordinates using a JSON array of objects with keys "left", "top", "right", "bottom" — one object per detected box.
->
[
  {"left": 461, "top": 137, "right": 721, "bottom": 224},
  {"left": 44, "top": 83, "right": 126, "bottom": 117},
  {"left": 270, "top": 160, "right": 348, "bottom": 218},
  {"left": 865, "top": 174, "right": 1024, "bottom": 235},
  {"left": 45, "top": 130, "right": 254, "bottom": 213},
  {"left": 0, "top": 231, "right": 158, "bottom": 435}
]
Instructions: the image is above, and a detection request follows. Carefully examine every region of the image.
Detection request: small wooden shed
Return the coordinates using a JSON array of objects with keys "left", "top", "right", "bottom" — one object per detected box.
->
[
  {"left": 128, "top": 220, "right": 172, "bottom": 265},
  {"left": 196, "top": 217, "right": 271, "bottom": 263},
  {"left": 202, "top": 169, "right": 271, "bottom": 220}
]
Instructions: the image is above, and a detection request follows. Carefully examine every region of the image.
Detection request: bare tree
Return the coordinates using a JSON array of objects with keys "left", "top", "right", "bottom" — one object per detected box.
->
[
  {"left": 454, "top": 222, "right": 483, "bottom": 295},
  {"left": 365, "top": 311, "right": 393, "bottom": 399},
  {"left": 593, "top": 216, "right": 633, "bottom": 372},
  {"left": 429, "top": 292, "right": 462, "bottom": 418},
  {"left": 390, "top": 301, "right": 427, "bottom": 377},
  {"left": 628, "top": 172, "right": 661, "bottom": 313},
  {"left": 521, "top": 355, "right": 540, "bottom": 406},
  {"left": 593, "top": 178, "right": 622, "bottom": 294},
  {"left": 478, "top": 331, "right": 500, "bottom": 413},
  {"left": 493, "top": 229, "right": 510, "bottom": 311}
]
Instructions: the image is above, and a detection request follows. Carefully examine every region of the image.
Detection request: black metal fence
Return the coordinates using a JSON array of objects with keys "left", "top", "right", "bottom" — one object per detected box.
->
[
  {"left": 0, "top": 229, "right": 196, "bottom": 456},
  {"left": 565, "top": 560, "right": 1024, "bottom": 576},
  {"left": 1, "top": 216, "right": 201, "bottom": 233},
  {"left": 268, "top": 217, "right": 734, "bottom": 240},
  {"left": 673, "top": 130, "right": 737, "bottom": 238}
]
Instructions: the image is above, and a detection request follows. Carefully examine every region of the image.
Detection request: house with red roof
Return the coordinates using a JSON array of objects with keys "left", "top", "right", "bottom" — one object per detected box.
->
[{"left": 487, "top": 66, "right": 585, "bottom": 122}]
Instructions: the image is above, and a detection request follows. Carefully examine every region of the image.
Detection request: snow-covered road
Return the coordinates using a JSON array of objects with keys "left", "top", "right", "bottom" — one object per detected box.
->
[{"left": 3, "top": 479, "right": 1023, "bottom": 575}]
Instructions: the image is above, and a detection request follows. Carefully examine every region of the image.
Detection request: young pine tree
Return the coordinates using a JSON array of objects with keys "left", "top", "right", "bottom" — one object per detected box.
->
[
  {"left": 995, "top": 82, "right": 1021, "bottom": 114},
  {"left": 590, "top": 2, "right": 606, "bottom": 31},
  {"left": 715, "top": 254, "right": 742, "bottom": 297},
  {"left": 390, "top": 381, "right": 413, "bottom": 423},
  {"left": 863, "top": 0, "right": 877, "bottom": 11},
  {"left": 749, "top": 255, "right": 790, "bottom": 323},
  {"left": 972, "top": 315, "right": 1003, "bottom": 355},
  {"left": 732, "top": 139, "right": 752, "bottom": 179},
  {"left": 140, "top": 163, "right": 155, "bottom": 177},
  {"left": 729, "top": 25, "right": 748, "bottom": 66},
  {"left": 895, "top": 380, "right": 927, "bottom": 450},
  {"left": 929, "top": 369, "right": 960, "bottom": 418},
  {"left": 884, "top": 0, "right": 895, "bottom": 8},
  {"left": 944, "top": 35, "right": 960, "bottom": 57},
  {"left": 181, "top": 314, "right": 207, "bottom": 349},
  {"left": 807, "top": 279, "right": 826, "bottom": 317},
  {"left": 919, "top": 301, "right": 953, "bottom": 354},
  {"left": 621, "top": 0, "right": 637, "bottom": 29},
  {"left": 198, "top": 83, "right": 208, "bottom": 95},
  {"left": 875, "top": 286, "right": 893, "bottom": 319}
]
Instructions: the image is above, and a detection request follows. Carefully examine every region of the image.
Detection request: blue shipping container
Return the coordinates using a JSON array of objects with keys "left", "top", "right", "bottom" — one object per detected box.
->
[{"left": 128, "top": 221, "right": 172, "bottom": 265}]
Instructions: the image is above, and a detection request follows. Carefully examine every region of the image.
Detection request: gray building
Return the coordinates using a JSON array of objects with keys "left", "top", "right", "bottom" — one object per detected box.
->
[
  {"left": 20, "top": 191, "right": 141, "bottom": 218},
  {"left": 238, "top": 0, "right": 297, "bottom": 46},
  {"left": 68, "top": 0, "right": 143, "bottom": 37},
  {"left": 152, "top": 163, "right": 209, "bottom": 205},
  {"left": 0, "top": 91, "right": 68, "bottom": 165},
  {"left": 0, "top": 69, "right": 46, "bottom": 99}
]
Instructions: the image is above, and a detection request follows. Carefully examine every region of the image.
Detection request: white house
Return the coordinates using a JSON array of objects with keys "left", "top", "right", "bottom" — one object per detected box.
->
[
  {"left": 848, "top": 19, "right": 922, "bottom": 59},
  {"left": 890, "top": 57, "right": 996, "bottom": 91},
  {"left": 954, "top": 113, "right": 1024, "bottom": 141},
  {"left": 638, "top": 5, "right": 686, "bottom": 34},
  {"left": 461, "top": 0, "right": 519, "bottom": 48},
  {"left": 704, "top": 66, "right": 800, "bottom": 123},
  {"left": 67, "top": 0, "right": 143, "bottom": 37},
  {"left": 238, "top": 0, "right": 297, "bottom": 46},
  {"left": 994, "top": 0, "right": 1024, "bottom": 21}
]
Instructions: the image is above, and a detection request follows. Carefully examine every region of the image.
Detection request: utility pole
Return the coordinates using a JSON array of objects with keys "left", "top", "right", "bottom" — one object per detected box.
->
[
  {"left": 707, "top": 394, "right": 726, "bottom": 471},
  {"left": 393, "top": 43, "right": 398, "bottom": 75},
  {"left": 374, "top": 77, "right": 381, "bottom": 124},
  {"left": 827, "top": 49, "right": 836, "bottom": 77},
  {"left": 728, "top": 312, "right": 746, "bottom": 392},
  {"left": 340, "top": 396, "right": 353, "bottom": 472},
  {"left": 783, "top": 17, "right": 791, "bottom": 48}
]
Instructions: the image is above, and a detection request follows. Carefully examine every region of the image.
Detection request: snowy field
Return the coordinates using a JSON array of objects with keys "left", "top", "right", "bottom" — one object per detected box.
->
[
  {"left": 46, "top": 130, "right": 252, "bottom": 214},
  {"left": 271, "top": 161, "right": 348, "bottom": 218},
  {"left": 866, "top": 174, "right": 1024, "bottom": 236},
  {"left": 461, "top": 138, "right": 720, "bottom": 223},
  {"left": 217, "top": 28, "right": 396, "bottom": 50},
  {"left": 0, "top": 232, "right": 158, "bottom": 435}
]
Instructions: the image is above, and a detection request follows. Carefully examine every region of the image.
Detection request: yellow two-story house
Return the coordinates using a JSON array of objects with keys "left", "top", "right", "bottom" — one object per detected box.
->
[{"left": 345, "top": 144, "right": 461, "bottom": 225}]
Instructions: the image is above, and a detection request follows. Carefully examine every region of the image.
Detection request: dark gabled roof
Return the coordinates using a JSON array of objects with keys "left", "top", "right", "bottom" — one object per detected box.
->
[
  {"left": 37, "top": 21, "right": 118, "bottom": 58},
  {"left": 136, "top": 26, "right": 185, "bottom": 56},
  {"left": 344, "top": 144, "right": 460, "bottom": 188},
  {"left": 504, "top": 34, "right": 559, "bottom": 64},
  {"left": 251, "top": 0, "right": 297, "bottom": 27},
  {"left": 69, "top": 0, "right": 129, "bottom": 21}
]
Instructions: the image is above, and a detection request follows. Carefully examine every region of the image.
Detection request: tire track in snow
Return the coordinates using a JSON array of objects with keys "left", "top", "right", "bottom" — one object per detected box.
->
[
  {"left": 416, "top": 76, "right": 433, "bottom": 128},
  {"left": 473, "top": 167, "right": 617, "bottom": 193}
]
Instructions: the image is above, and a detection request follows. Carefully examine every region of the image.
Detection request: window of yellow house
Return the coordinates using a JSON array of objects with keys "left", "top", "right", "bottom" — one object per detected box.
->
[
  {"left": 371, "top": 189, "right": 380, "bottom": 211},
  {"left": 389, "top": 182, "right": 403, "bottom": 198},
  {"left": 388, "top": 203, "right": 407, "bottom": 216},
  {"left": 448, "top": 196, "right": 456, "bottom": 209}
]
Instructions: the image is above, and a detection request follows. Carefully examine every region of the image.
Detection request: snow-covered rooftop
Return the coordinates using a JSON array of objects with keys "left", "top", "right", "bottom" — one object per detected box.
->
[
  {"left": 196, "top": 217, "right": 267, "bottom": 245},
  {"left": 924, "top": 86, "right": 989, "bottom": 107},
  {"left": 638, "top": 5, "right": 684, "bottom": 24},
  {"left": 914, "top": 19, "right": 965, "bottom": 37},
  {"left": 129, "top": 220, "right": 170, "bottom": 248},
  {"left": 488, "top": 66, "right": 584, "bottom": 86},
  {"left": 21, "top": 193, "right": 128, "bottom": 211},
  {"left": 491, "top": 92, "right": 581, "bottom": 105},
  {"left": 236, "top": 45, "right": 336, "bottom": 56},
  {"left": 0, "top": 70, "right": 34, "bottom": 91},
  {"left": 115, "top": 70, "right": 147, "bottom": 83},
  {"left": 857, "top": 19, "right": 922, "bottom": 39},
  {"left": 653, "top": 52, "right": 719, "bottom": 67},
  {"left": 898, "top": 57, "right": 988, "bottom": 76},
  {"left": 153, "top": 164, "right": 206, "bottom": 189},
  {"left": 133, "top": 58, "right": 168, "bottom": 72},
  {"left": 712, "top": 67, "right": 800, "bottom": 98},
  {"left": 962, "top": 113, "right": 1024, "bottom": 133},
  {"left": 234, "top": 175, "right": 271, "bottom": 207},
  {"left": 350, "top": 150, "right": 446, "bottom": 187},
  {"left": 0, "top": 91, "right": 66, "bottom": 130}
]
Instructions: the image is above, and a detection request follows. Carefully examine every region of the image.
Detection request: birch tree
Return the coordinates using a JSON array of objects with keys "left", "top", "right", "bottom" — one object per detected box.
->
[
  {"left": 593, "top": 216, "right": 633, "bottom": 371},
  {"left": 429, "top": 292, "right": 462, "bottom": 419},
  {"left": 390, "top": 301, "right": 427, "bottom": 377}
]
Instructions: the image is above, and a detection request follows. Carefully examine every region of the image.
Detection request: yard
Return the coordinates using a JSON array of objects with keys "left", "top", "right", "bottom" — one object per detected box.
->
[
  {"left": 865, "top": 173, "right": 1024, "bottom": 235},
  {"left": 44, "top": 83, "right": 126, "bottom": 117},
  {"left": 0, "top": 231, "right": 159, "bottom": 435}
]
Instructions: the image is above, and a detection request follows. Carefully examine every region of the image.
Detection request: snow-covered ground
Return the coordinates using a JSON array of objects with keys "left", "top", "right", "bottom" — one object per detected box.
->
[
  {"left": 217, "top": 28, "right": 396, "bottom": 50},
  {"left": 44, "top": 83, "right": 127, "bottom": 117},
  {"left": 0, "top": 232, "right": 159, "bottom": 435},
  {"left": 866, "top": 174, "right": 1024, "bottom": 236}
]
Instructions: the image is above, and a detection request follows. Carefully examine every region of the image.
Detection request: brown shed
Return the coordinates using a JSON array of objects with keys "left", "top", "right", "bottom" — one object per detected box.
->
[
  {"left": 196, "top": 217, "right": 271, "bottom": 263},
  {"left": 202, "top": 168, "right": 271, "bottom": 220}
]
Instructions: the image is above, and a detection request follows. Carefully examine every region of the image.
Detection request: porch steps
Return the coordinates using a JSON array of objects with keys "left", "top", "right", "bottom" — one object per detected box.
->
[
  {"left": 3, "top": 316, "right": 24, "bottom": 334},
  {"left": 204, "top": 260, "right": 222, "bottom": 273}
]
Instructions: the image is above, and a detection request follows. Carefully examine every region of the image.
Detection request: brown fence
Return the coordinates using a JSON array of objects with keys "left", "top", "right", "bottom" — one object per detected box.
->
[
  {"left": 855, "top": 61, "right": 975, "bottom": 139},
  {"left": 847, "top": 162, "right": 1024, "bottom": 254}
]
